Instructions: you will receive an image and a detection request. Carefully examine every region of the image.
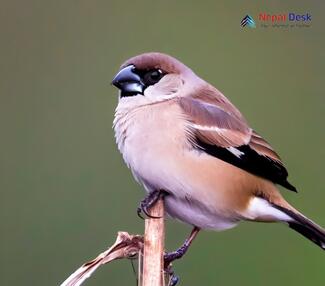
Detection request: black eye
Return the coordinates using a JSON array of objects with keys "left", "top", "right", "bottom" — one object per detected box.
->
[{"left": 142, "top": 69, "right": 164, "bottom": 86}]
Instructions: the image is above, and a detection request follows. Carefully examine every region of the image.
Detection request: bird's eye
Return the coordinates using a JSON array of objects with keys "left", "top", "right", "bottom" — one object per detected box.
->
[{"left": 142, "top": 69, "right": 164, "bottom": 86}]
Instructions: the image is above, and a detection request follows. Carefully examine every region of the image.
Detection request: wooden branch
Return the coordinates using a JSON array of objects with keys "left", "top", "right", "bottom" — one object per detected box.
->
[
  {"left": 60, "top": 197, "right": 166, "bottom": 286},
  {"left": 142, "top": 197, "right": 165, "bottom": 286}
]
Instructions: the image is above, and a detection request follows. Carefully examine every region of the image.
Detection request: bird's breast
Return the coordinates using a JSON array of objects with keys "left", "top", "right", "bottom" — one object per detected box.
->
[{"left": 114, "top": 100, "right": 191, "bottom": 189}]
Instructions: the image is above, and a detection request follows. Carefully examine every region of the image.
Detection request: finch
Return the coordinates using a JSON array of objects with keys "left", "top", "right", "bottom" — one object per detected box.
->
[{"left": 111, "top": 52, "right": 325, "bottom": 264}]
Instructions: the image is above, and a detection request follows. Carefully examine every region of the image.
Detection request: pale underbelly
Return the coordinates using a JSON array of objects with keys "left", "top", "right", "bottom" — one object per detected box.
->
[
  {"left": 164, "top": 194, "right": 238, "bottom": 231},
  {"left": 130, "top": 150, "right": 243, "bottom": 231}
]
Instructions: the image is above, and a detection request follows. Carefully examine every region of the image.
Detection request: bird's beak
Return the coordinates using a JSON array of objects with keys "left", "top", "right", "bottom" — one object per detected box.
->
[{"left": 111, "top": 65, "right": 144, "bottom": 95}]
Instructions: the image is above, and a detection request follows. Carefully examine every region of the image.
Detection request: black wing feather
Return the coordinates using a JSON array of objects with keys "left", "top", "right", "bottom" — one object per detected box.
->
[{"left": 196, "top": 138, "right": 297, "bottom": 192}]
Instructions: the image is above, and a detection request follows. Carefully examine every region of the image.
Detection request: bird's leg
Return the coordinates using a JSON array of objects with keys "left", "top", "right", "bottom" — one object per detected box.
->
[
  {"left": 164, "top": 227, "right": 200, "bottom": 268},
  {"left": 137, "top": 190, "right": 167, "bottom": 219}
]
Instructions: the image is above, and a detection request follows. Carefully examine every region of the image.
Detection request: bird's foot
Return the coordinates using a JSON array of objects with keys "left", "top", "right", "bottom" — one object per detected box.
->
[
  {"left": 164, "top": 243, "right": 189, "bottom": 269},
  {"left": 164, "top": 264, "right": 179, "bottom": 286},
  {"left": 137, "top": 190, "right": 167, "bottom": 219},
  {"left": 164, "top": 235, "right": 192, "bottom": 286},
  {"left": 164, "top": 227, "right": 200, "bottom": 269}
]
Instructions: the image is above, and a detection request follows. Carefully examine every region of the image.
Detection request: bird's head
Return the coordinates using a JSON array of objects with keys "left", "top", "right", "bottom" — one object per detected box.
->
[{"left": 112, "top": 52, "right": 199, "bottom": 101}]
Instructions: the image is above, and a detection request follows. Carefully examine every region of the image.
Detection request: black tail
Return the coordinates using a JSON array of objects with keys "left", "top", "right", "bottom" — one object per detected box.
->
[{"left": 272, "top": 204, "right": 325, "bottom": 250}]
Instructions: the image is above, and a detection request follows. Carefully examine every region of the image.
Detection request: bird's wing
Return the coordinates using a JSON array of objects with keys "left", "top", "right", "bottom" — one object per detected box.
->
[
  {"left": 179, "top": 94, "right": 252, "bottom": 148},
  {"left": 178, "top": 93, "right": 297, "bottom": 192}
]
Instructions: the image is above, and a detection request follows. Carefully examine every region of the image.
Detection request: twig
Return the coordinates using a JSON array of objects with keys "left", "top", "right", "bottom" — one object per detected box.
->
[
  {"left": 60, "top": 232, "right": 143, "bottom": 286},
  {"left": 59, "top": 198, "right": 166, "bottom": 286},
  {"left": 142, "top": 197, "right": 165, "bottom": 286}
]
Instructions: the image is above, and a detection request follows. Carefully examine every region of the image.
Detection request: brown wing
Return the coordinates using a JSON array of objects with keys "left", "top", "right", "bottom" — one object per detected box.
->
[
  {"left": 178, "top": 95, "right": 297, "bottom": 192},
  {"left": 249, "top": 131, "right": 282, "bottom": 163},
  {"left": 179, "top": 96, "right": 252, "bottom": 148}
]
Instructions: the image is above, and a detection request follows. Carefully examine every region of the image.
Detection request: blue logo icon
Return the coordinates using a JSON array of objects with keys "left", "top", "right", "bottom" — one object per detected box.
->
[{"left": 241, "top": 15, "right": 256, "bottom": 28}]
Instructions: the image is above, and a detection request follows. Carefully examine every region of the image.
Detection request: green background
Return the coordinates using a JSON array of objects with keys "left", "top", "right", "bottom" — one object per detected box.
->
[{"left": 1, "top": 1, "right": 324, "bottom": 285}]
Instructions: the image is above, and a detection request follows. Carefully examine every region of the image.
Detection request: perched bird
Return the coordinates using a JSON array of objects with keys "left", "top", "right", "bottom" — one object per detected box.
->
[{"left": 111, "top": 52, "right": 325, "bottom": 265}]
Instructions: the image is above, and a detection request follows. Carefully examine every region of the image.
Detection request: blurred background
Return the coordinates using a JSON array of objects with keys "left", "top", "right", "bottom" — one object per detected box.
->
[{"left": 1, "top": 1, "right": 324, "bottom": 285}]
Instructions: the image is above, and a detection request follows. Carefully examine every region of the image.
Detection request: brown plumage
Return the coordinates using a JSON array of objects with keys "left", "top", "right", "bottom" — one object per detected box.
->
[
  {"left": 121, "top": 53, "right": 188, "bottom": 75},
  {"left": 177, "top": 90, "right": 296, "bottom": 192},
  {"left": 112, "top": 52, "right": 325, "bottom": 256}
]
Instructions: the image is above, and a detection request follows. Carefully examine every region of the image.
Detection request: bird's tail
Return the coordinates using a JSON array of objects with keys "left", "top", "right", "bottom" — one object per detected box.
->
[{"left": 272, "top": 203, "right": 325, "bottom": 250}]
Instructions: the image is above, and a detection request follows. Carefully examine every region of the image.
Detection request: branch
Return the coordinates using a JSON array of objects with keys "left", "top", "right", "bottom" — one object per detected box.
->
[
  {"left": 59, "top": 197, "right": 166, "bottom": 286},
  {"left": 142, "top": 197, "right": 165, "bottom": 286}
]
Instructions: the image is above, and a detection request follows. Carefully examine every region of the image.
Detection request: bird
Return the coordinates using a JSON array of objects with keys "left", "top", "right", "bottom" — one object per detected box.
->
[{"left": 111, "top": 52, "right": 325, "bottom": 267}]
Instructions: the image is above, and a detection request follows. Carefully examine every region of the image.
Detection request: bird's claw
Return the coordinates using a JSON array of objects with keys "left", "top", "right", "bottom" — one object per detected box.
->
[
  {"left": 169, "top": 274, "right": 179, "bottom": 286},
  {"left": 137, "top": 190, "right": 166, "bottom": 219},
  {"left": 163, "top": 249, "right": 184, "bottom": 286},
  {"left": 164, "top": 244, "right": 188, "bottom": 269},
  {"left": 165, "top": 263, "right": 180, "bottom": 286}
]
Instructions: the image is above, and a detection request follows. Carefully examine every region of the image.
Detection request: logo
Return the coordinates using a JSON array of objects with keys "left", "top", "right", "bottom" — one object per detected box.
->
[
  {"left": 259, "top": 13, "right": 312, "bottom": 22},
  {"left": 241, "top": 13, "right": 312, "bottom": 29},
  {"left": 241, "top": 15, "right": 256, "bottom": 28}
]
